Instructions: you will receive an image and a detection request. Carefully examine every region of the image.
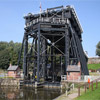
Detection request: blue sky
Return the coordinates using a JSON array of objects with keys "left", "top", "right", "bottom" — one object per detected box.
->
[{"left": 0, "top": 0, "right": 100, "bottom": 57}]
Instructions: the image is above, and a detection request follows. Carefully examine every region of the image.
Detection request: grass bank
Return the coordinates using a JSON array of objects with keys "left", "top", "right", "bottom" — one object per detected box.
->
[
  {"left": 88, "top": 63, "right": 100, "bottom": 70},
  {"left": 75, "top": 82, "right": 100, "bottom": 100}
]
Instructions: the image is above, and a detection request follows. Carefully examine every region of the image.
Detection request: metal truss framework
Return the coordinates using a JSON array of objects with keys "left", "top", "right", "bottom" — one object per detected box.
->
[{"left": 18, "top": 5, "right": 89, "bottom": 82}]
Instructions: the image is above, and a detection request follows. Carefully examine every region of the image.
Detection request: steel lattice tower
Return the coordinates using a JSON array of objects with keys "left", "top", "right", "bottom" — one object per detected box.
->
[{"left": 18, "top": 5, "right": 89, "bottom": 82}]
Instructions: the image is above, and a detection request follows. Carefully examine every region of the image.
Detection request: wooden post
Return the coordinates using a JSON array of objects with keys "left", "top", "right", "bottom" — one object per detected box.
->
[
  {"left": 78, "top": 87, "right": 80, "bottom": 96},
  {"left": 84, "top": 84, "right": 86, "bottom": 93},
  {"left": 91, "top": 81, "right": 93, "bottom": 91},
  {"left": 96, "top": 80, "right": 98, "bottom": 89}
]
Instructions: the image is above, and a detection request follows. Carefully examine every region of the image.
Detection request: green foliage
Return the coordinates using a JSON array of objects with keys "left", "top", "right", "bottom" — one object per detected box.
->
[
  {"left": 0, "top": 41, "right": 22, "bottom": 69},
  {"left": 0, "top": 49, "right": 10, "bottom": 69},
  {"left": 96, "top": 41, "right": 100, "bottom": 56},
  {"left": 88, "top": 64, "right": 100, "bottom": 70}
]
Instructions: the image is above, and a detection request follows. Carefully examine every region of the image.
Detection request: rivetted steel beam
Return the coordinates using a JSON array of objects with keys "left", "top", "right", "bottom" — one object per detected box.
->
[
  {"left": 74, "top": 34, "right": 89, "bottom": 75},
  {"left": 50, "top": 36, "right": 55, "bottom": 82},
  {"left": 65, "top": 24, "right": 69, "bottom": 72},
  {"left": 41, "top": 28, "right": 65, "bottom": 32},
  {"left": 37, "top": 24, "right": 40, "bottom": 82},
  {"left": 33, "top": 38, "right": 37, "bottom": 80},
  {"left": 42, "top": 38, "right": 46, "bottom": 81},
  {"left": 23, "top": 32, "right": 28, "bottom": 79}
]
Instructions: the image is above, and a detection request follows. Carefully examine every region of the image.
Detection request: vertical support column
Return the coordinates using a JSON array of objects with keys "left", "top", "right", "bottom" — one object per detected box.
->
[
  {"left": 42, "top": 38, "right": 46, "bottom": 81},
  {"left": 33, "top": 38, "right": 37, "bottom": 81},
  {"left": 37, "top": 24, "right": 40, "bottom": 82},
  {"left": 60, "top": 56, "right": 63, "bottom": 75},
  {"left": 23, "top": 32, "right": 28, "bottom": 79},
  {"left": 45, "top": 41, "right": 47, "bottom": 79},
  {"left": 51, "top": 46, "right": 54, "bottom": 82},
  {"left": 54, "top": 56, "right": 56, "bottom": 80},
  {"left": 65, "top": 25, "right": 69, "bottom": 73}
]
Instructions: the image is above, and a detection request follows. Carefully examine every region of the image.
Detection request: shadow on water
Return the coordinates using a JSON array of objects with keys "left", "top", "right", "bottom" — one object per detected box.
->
[{"left": 0, "top": 86, "right": 63, "bottom": 100}]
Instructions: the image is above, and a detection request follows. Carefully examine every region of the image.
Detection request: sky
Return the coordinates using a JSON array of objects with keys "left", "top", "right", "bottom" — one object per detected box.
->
[{"left": 0, "top": 0, "right": 100, "bottom": 57}]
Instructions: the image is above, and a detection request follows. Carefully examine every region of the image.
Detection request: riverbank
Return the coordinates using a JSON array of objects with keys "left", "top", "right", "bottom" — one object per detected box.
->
[{"left": 0, "top": 78, "right": 20, "bottom": 86}]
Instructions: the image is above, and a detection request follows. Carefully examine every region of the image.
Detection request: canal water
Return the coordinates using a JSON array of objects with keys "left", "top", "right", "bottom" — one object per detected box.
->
[{"left": 0, "top": 86, "right": 63, "bottom": 100}]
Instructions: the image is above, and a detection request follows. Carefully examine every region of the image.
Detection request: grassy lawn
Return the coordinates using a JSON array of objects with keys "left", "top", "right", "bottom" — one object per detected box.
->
[
  {"left": 75, "top": 82, "right": 100, "bottom": 100},
  {"left": 88, "top": 64, "right": 100, "bottom": 70}
]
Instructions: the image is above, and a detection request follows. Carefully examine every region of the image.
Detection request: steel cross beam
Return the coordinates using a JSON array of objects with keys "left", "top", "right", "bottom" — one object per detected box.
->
[{"left": 40, "top": 34, "right": 65, "bottom": 55}]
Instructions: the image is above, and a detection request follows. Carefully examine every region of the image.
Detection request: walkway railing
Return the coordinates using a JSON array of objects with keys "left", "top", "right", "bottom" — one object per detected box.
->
[
  {"left": 61, "top": 75, "right": 100, "bottom": 83},
  {"left": 78, "top": 77, "right": 100, "bottom": 96}
]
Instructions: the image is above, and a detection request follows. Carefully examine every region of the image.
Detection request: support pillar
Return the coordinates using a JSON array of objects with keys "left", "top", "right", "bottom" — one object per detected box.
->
[
  {"left": 37, "top": 24, "right": 40, "bottom": 82},
  {"left": 51, "top": 46, "right": 54, "bottom": 82},
  {"left": 42, "top": 38, "right": 46, "bottom": 81},
  {"left": 45, "top": 41, "right": 47, "bottom": 79},
  {"left": 33, "top": 38, "right": 37, "bottom": 81},
  {"left": 23, "top": 32, "right": 28, "bottom": 79},
  {"left": 65, "top": 25, "right": 69, "bottom": 72},
  {"left": 60, "top": 56, "right": 63, "bottom": 75}
]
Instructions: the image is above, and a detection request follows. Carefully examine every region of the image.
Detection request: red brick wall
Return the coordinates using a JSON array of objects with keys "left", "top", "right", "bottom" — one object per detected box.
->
[
  {"left": 8, "top": 71, "right": 16, "bottom": 78},
  {"left": 67, "top": 72, "right": 81, "bottom": 80},
  {"left": 8, "top": 68, "right": 20, "bottom": 78}
]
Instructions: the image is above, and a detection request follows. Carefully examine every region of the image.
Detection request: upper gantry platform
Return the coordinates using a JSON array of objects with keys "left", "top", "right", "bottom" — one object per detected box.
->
[{"left": 24, "top": 5, "right": 83, "bottom": 35}]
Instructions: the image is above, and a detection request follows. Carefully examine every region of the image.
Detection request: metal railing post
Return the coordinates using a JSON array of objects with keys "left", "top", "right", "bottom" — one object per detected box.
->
[
  {"left": 78, "top": 87, "right": 80, "bottom": 96},
  {"left": 91, "top": 81, "right": 93, "bottom": 91},
  {"left": 96, "top": 80, "right": 98, "bottom": 89},
  {"left": 84, "top": 84, "right": 86, "bottom": 93}
]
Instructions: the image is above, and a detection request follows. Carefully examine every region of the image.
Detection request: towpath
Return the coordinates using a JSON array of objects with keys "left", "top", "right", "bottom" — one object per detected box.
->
[{"left": 54, "top": 88, "right": 78, "bottom": 100}]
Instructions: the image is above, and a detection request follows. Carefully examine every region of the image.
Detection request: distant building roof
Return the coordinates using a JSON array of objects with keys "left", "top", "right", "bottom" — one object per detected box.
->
[
  {"left": 67, "top": 65, "right": 80, "bottom": 72},
  {"left": 7, "top": 65, "right": 19, "bottom": 71}
]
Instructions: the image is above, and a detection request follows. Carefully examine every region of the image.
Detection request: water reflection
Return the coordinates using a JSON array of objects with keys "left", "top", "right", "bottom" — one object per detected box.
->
[{"left": 0, "top": 86, "right": 62, "bottom": 100}]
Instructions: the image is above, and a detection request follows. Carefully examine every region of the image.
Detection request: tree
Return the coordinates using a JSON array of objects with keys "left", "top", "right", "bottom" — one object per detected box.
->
[
  {"left": 0, "top": 48, "right": 11, "bottom": 69},
  {"left": 0, "top": 41, "right": 22, "bottom": 69},
  {"left": 96, "top": 41, "right": 100, "bottom": 57}
]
